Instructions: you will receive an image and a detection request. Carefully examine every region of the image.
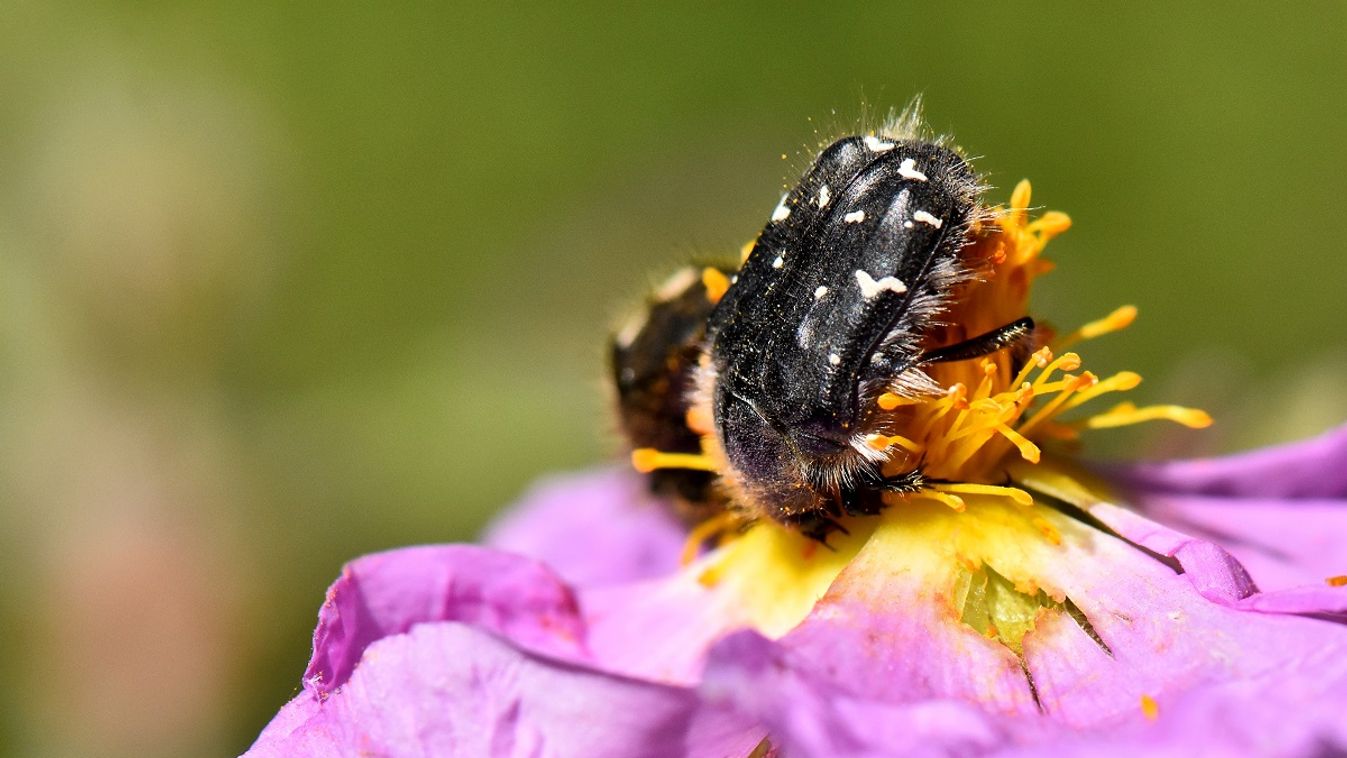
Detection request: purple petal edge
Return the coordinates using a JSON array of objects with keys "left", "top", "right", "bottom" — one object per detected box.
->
[
  {"left": 1130, "top": 494, "right": 1347, "bottom": 592},
  {"left": 1105, "top": 421, "right": 1347, "bottom": 499},
  {"left": 302, "top": 545, "right": 587, "bottom": 697},
  {"left": 1084, "top": 502, "right": 1260, "bottom": 605},
  {"left": 250, "top": 623, "right": 765, "bottom": 758}
]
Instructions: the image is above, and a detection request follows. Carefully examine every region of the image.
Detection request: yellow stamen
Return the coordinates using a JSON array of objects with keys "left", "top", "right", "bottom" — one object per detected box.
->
[
  {"left": 931, "top": 483, "right": 1033, "bottom": 507},
  {"left": 739, "top": 239, "right": 755, "bottom": 263},
  {"left": 1084, "top": 403, "right": 1213, "bottom": 430},
  {"left": 681, "top": 512, "right": 740, "bottom": 566},
  {"left": 1140, "top": 694, "right": 1160, "bottom": 721},
  {"left": 995, "top": 424, "right": 1042, "bottom": 464},
  {"left": 972, "top": 360, "right": 1001, "bottom": 402},
  {"left": 702, "top": 267, "right": 730, "bottom": 303},
  {"left": 1017, "top": 372, "right": 1096, "bottom": 437},
  {"left": 1011, "top": 347, "right": 1053, "bottom": 388},
  {"left": 1326, "top": 575, "right": 1347, "bottom": 587},
  {"left": 1062, "top": 371, "right": 1142, "bottom": 411},
  {"left": 631, "top": 448, "right": 717, "bottom": 473},
  {"left": 1026, "top": 210, "right": 1072, "bottom": 238},
  {"left": 1032, "top": 352, "right": 1082, "bottom": 390},
  {"left": 1009, "top": 179, "right": 1032, "bottom": 218},
  {"left": 1055, "top": 305, "right": 1138, "bottom": 350},
  {"left": 915, "top": 489, "right": 967, "bottom": 512}
]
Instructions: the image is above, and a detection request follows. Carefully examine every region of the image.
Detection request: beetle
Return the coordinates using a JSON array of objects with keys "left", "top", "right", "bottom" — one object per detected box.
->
[
  {"left": 613, "top": 123, "right": 1034, "bottom": 543},
  {"left": 610, "top": 265, "right": 732, "bottom": 524},
  {"left": 691, "top": 131, "right": 1033, "bottom": 542}
]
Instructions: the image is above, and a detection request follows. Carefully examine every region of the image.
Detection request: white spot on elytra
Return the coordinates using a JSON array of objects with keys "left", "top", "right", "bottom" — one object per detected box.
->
[
  {"left": 855, "top": 269, "right": 908, "bottom": 298},
  {"left": 814, "top": 285, "right": 828, "bottom": 299},
  {"left": 817, "top": 184, "right": 831, "bottom": 208},
  {"left": 730, "top": 275, "right": 739, "bottom": 284},
  {"left": 903, "top": 220, "right": 914, "bottom": 229},
  {"left": 913, "top": 210, "right": 943, "bottom": 229},
  {"left": 844, "top": 210, "right": 866, "bottom": 223},
  {"left": 898, "top": 158, "right": 928, "bottom": 182},
  {"left": 771, "top": 193, "right": 791, "bottom": 222},
  {"left": 871, "top": 352, "right": 886, "bottom": 364},
  {"left": 863, "top": 135, "right": 896, "bottom": 152},
  {"left": 772, "top": 254, "right": 784, "bottom": 269},
  {"left": 828, "top": 353, "right": 842, "bottom": 366}
]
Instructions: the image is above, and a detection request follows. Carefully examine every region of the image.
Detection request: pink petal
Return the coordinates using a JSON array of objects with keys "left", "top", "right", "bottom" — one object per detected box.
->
[
  {"left": 1017, "top": 510, "right": 1347, "bottom": 728},
  {"left": 1105, "top": 422, "right": 1347, "bottom": 499},
  {"left": 581, "top": 572, "right": 753, "bottom": 685},
  {"left": 1235, "top": 585, "right": 1347, "bottom": 616},
  {"left": 1010, "top": 647, "right": 1347, "bottom": 757},
  {"left": 249, "top": 623, "right": 764, "bottom": 757},
  {"left": 1100, "top": 424, "right": 1347, "bottom": 591},
  {"left": 1085, "top": 502, "right": 1260, "bottom": 604},
  {"left": 484, "top": 467, "right": 687, "bottom": 587},
  {"left": 766, "top": 531, "right": 1041, "bottom": 715},
  {"left": 701, "top": 630, "right": 1013, "bottom": 757},
  {"left": 1132, "top": 494, "right": 1347, "bottom": 591},
  {"left": 302, "top": 545, "right": 587, "bottom": 697}
]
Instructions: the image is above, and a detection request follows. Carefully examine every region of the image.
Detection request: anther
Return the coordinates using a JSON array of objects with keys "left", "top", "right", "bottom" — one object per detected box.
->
[
  {"left": 1084, "top": 403, "right": 1213, "bottom": 430},
  {"left": 631, "top": 448, "right": 718, "bottom": 473},
  {"left": 1056, "top": 305, "right": 1138, "bottom": 350},
  {"left": 932, "top": 483, "right": 1034, "bottom": 507},
  {"left": 1139, "top": 694, "right": 1160, "bottom": 721},
  {"left": 702, "top": 267, "right": 731, "bottom": 303}
]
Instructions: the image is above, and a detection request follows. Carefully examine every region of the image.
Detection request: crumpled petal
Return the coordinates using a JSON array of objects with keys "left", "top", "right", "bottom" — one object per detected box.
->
[
  {"left": 250, "top": 623, "right": 764, "bottom": 758},
  {"left": 484, "top": 467, "right": 686, "bottom": 587},
  {"left": 1083, "top": 501, "right": 1259, "bottom": 604},
  {"left": 1121, "top": 494, "right": 1347, "bottom": 593},
  {"left": 301, "top": 545, "right": 587, "bottom": 697},
  {"left": 1103, "top": 423, "right": 1347, "bottom": 590}
]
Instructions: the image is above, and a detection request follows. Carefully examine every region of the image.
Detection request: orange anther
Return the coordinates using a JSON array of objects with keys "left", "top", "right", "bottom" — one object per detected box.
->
[{"left": 702, "top": 267, "right": 731, "bottom": 303}]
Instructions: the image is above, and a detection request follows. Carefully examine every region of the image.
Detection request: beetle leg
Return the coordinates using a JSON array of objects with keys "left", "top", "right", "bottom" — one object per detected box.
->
[
  {"left": 919, "top": 317, "right": 1035, "bottom": 365},
  {"left": 839, "top": 485, "right": 885, "bottom": 517},
  {"left": 782, "top": 511, "right": 849, "bottom": 547},
  {"left": 879, "top": 468, "right": 925, "bottom": 494}
]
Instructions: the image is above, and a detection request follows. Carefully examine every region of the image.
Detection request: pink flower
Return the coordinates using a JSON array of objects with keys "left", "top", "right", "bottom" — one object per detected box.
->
[
  {"left": 245, "top": 181, "right": 1347, "bottom": 757},
  {"left": 246, "top": 425, "right": 1347, "bottom": 756}
]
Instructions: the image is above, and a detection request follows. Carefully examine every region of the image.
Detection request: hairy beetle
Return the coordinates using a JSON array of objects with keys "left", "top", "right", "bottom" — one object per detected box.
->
[{"left": 615, "top": 120, "right": 1034, "bottom": 542}]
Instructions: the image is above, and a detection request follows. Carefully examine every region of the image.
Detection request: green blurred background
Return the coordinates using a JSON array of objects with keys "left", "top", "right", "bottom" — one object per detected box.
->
[{"left": 1, "top": 3, "right": 1344, "bottom": 755}]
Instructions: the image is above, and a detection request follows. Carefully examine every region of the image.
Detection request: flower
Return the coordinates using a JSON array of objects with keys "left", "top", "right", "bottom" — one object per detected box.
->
[{"left": 245, "top": 183, "right": 1347, "bottom": 757}]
